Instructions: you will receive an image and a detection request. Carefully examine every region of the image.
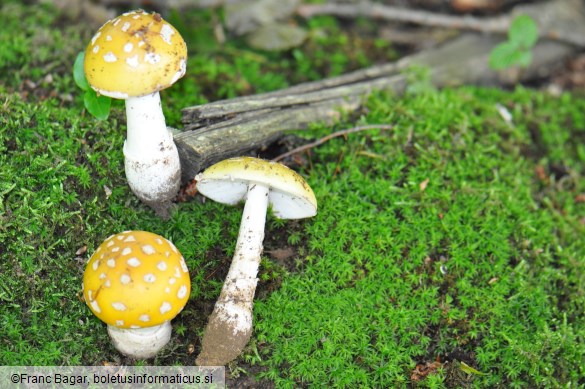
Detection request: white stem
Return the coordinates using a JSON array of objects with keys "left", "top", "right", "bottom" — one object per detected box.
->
[
  {"left": 220, "top": 182, "right": 269, "bottom": 317},
  {"left": 107, "top": 322, "right": 171, "bottom": 359},
  {"left": 196, "top": 183, "right": 269, "bottom": 366},
  {"left": 125, "top": 93, "right": 169, "bottom": 155},
  {"left": 122, "top": 93, "right": 181, "bottom": 210}
]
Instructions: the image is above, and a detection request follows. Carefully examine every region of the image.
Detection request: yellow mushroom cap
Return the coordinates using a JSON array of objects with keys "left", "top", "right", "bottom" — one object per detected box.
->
[
  {"left": 82, "top": 231, "right": 191, "bottom": 329},
  {"left": 84, "top": 10, "right": 187, "bottom": 98},
  {"left": 195, "top": 157, "right": 317, "bottom": 219}
]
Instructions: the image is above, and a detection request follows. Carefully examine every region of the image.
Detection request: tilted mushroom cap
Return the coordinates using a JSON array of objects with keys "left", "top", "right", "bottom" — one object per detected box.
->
[
  {"left": 195, "top": 156, "right": 317, "bottom": 219},
  {"left": 82, "top": 231, "right": 190, "bottom": 329},
  {"left": 84, "top": 10, "right": 187, "bottom": 99}
]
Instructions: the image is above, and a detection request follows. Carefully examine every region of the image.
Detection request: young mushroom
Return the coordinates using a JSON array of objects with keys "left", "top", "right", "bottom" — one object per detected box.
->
[
  {"left": 84, "top": 10, "right": 187, "bottom": 218},
  {"left": 194, "top": 156, "right": 317, "bottom": 366},
  {"left": 82, "top": 231, "right": 191, "bottom": 359}
]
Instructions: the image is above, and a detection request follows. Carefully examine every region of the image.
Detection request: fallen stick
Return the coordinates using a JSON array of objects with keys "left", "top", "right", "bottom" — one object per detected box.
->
[{"left": 175, "top": 32, "right": 574, "bottom": 180}]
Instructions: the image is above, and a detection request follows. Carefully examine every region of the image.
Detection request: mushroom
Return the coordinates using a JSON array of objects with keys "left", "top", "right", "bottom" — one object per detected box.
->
[
  {"left": 82, "top": 231, "right": 191, "bottom": 359},
  {"left": 194, "top": 156, "right": 317, "bottom": 366},
  {"left": 83, "top": 10, "right": 187, "bottom": 218}
]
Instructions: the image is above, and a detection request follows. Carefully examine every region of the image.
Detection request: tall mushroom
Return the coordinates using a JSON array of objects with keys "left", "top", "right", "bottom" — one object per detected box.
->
[
  {"left": 84, "top": 10, "right": 187, "bottom": 218},
  {"left": 194, "top": 157, "right": 317, "bottom": 366},
  {"left": 82, "top": 231, "right": 191, "bottom": 359}
]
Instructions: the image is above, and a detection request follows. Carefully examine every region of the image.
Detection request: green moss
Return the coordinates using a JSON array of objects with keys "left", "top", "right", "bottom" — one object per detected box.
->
[
  {"left": 253, "top": 88, "right": 584, "bottom": 387},
  {"left": 0, "top": 1, "right": 90, "bottom": 97},
  {"left": 0, "top": 94, "right": 243, "bottom": 364}
]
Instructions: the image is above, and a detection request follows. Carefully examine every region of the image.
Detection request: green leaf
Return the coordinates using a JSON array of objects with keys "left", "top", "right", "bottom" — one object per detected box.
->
[
  {"left": 508, "top": 15, "right": 538, "bottom": 49},
  {"left": 73, "top": 52, "right": 90, "bottom": 91},
  {"left": 489, "top": 41, "right": 522, "bottom": 70},
  {"left": 460, "top": 361, "right": 487, "bottom": 376},
  {"left": 83, "top": 90, "right": 111, "bottom": 121},
  {"left": 75, "top": 51, "right": 112, "bottom": 120},
  {"left": 516, "top": 50, "right": 533, "bottom": 68}
]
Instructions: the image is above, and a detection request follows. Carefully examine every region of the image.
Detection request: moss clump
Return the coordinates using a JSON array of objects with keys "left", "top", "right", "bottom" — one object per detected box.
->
[{"left": 254, "top": 88, "right": 585, "bottom": 387}]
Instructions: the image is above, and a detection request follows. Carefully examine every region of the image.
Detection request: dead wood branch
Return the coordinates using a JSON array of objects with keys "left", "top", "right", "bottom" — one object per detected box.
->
[
  {"left": 175, "top": 0, "right": 585, "bottom": 181},
  {"left": 175, "top": 31, "right": 574, "bottom": 180}
]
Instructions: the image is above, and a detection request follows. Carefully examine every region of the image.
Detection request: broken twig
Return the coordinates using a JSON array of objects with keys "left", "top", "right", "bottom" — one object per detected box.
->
[
  {"left": 272, "top": 124, "right": 394, "bottom": 162},
  {"left": 297, "top": 2, "right": 509, "bottom": 34},
  {"left": 297, "top": 0, "right": 585, "bottom": 47}
]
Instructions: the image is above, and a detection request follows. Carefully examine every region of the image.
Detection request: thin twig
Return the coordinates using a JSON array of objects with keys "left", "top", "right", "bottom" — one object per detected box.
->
[
  {"left": 297, "top": 2, "right": 510, "bottom": 33},
  {"left": 297, "top": 0, "right": 585, "bottom": 47},
  {"left": 272, "top": 124, "right": 394, "bottom": 162}
]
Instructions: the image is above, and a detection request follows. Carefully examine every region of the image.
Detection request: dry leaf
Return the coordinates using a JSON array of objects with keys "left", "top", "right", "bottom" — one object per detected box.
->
[
  {"left": 419, "top": 178, "right": 430, "bottom": 192},
  {"left": 535, "top": 165, "right": 548, "bottom": 182},
  {"left": 75, "top": 245, "right": 87, "bottom": 256},
  {"left": 411, "top": 360, "right": 442, "bottom": 381},
  {"left": 177, "top": 179, "right": 198, "bottom": 202},
  {"left": 103, "top": 185, "right": 112, "bottom": 199},
  {"left": 266, "top": 247, "right": 295, "bottom": 262}
]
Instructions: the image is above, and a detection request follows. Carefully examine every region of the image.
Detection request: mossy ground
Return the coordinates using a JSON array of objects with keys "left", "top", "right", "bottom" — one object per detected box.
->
[{"left": 1, "top": 1, "right": 584, "bottom": 387}]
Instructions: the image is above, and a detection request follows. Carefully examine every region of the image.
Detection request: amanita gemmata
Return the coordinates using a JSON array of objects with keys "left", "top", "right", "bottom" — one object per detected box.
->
[
  {"left": 194, "top": 157, "right": 317, "bottom": 365},
  {"left": 82, "top": 231, "right": 190, "bottom": 359},
  {"left": 84, "top": 10, "right": 187, "bottom": 218}
]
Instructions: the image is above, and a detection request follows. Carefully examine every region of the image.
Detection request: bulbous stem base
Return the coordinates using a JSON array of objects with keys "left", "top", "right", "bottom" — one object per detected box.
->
[{"left": 107, "top": 322, "right": 171, "bottom": 359}]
